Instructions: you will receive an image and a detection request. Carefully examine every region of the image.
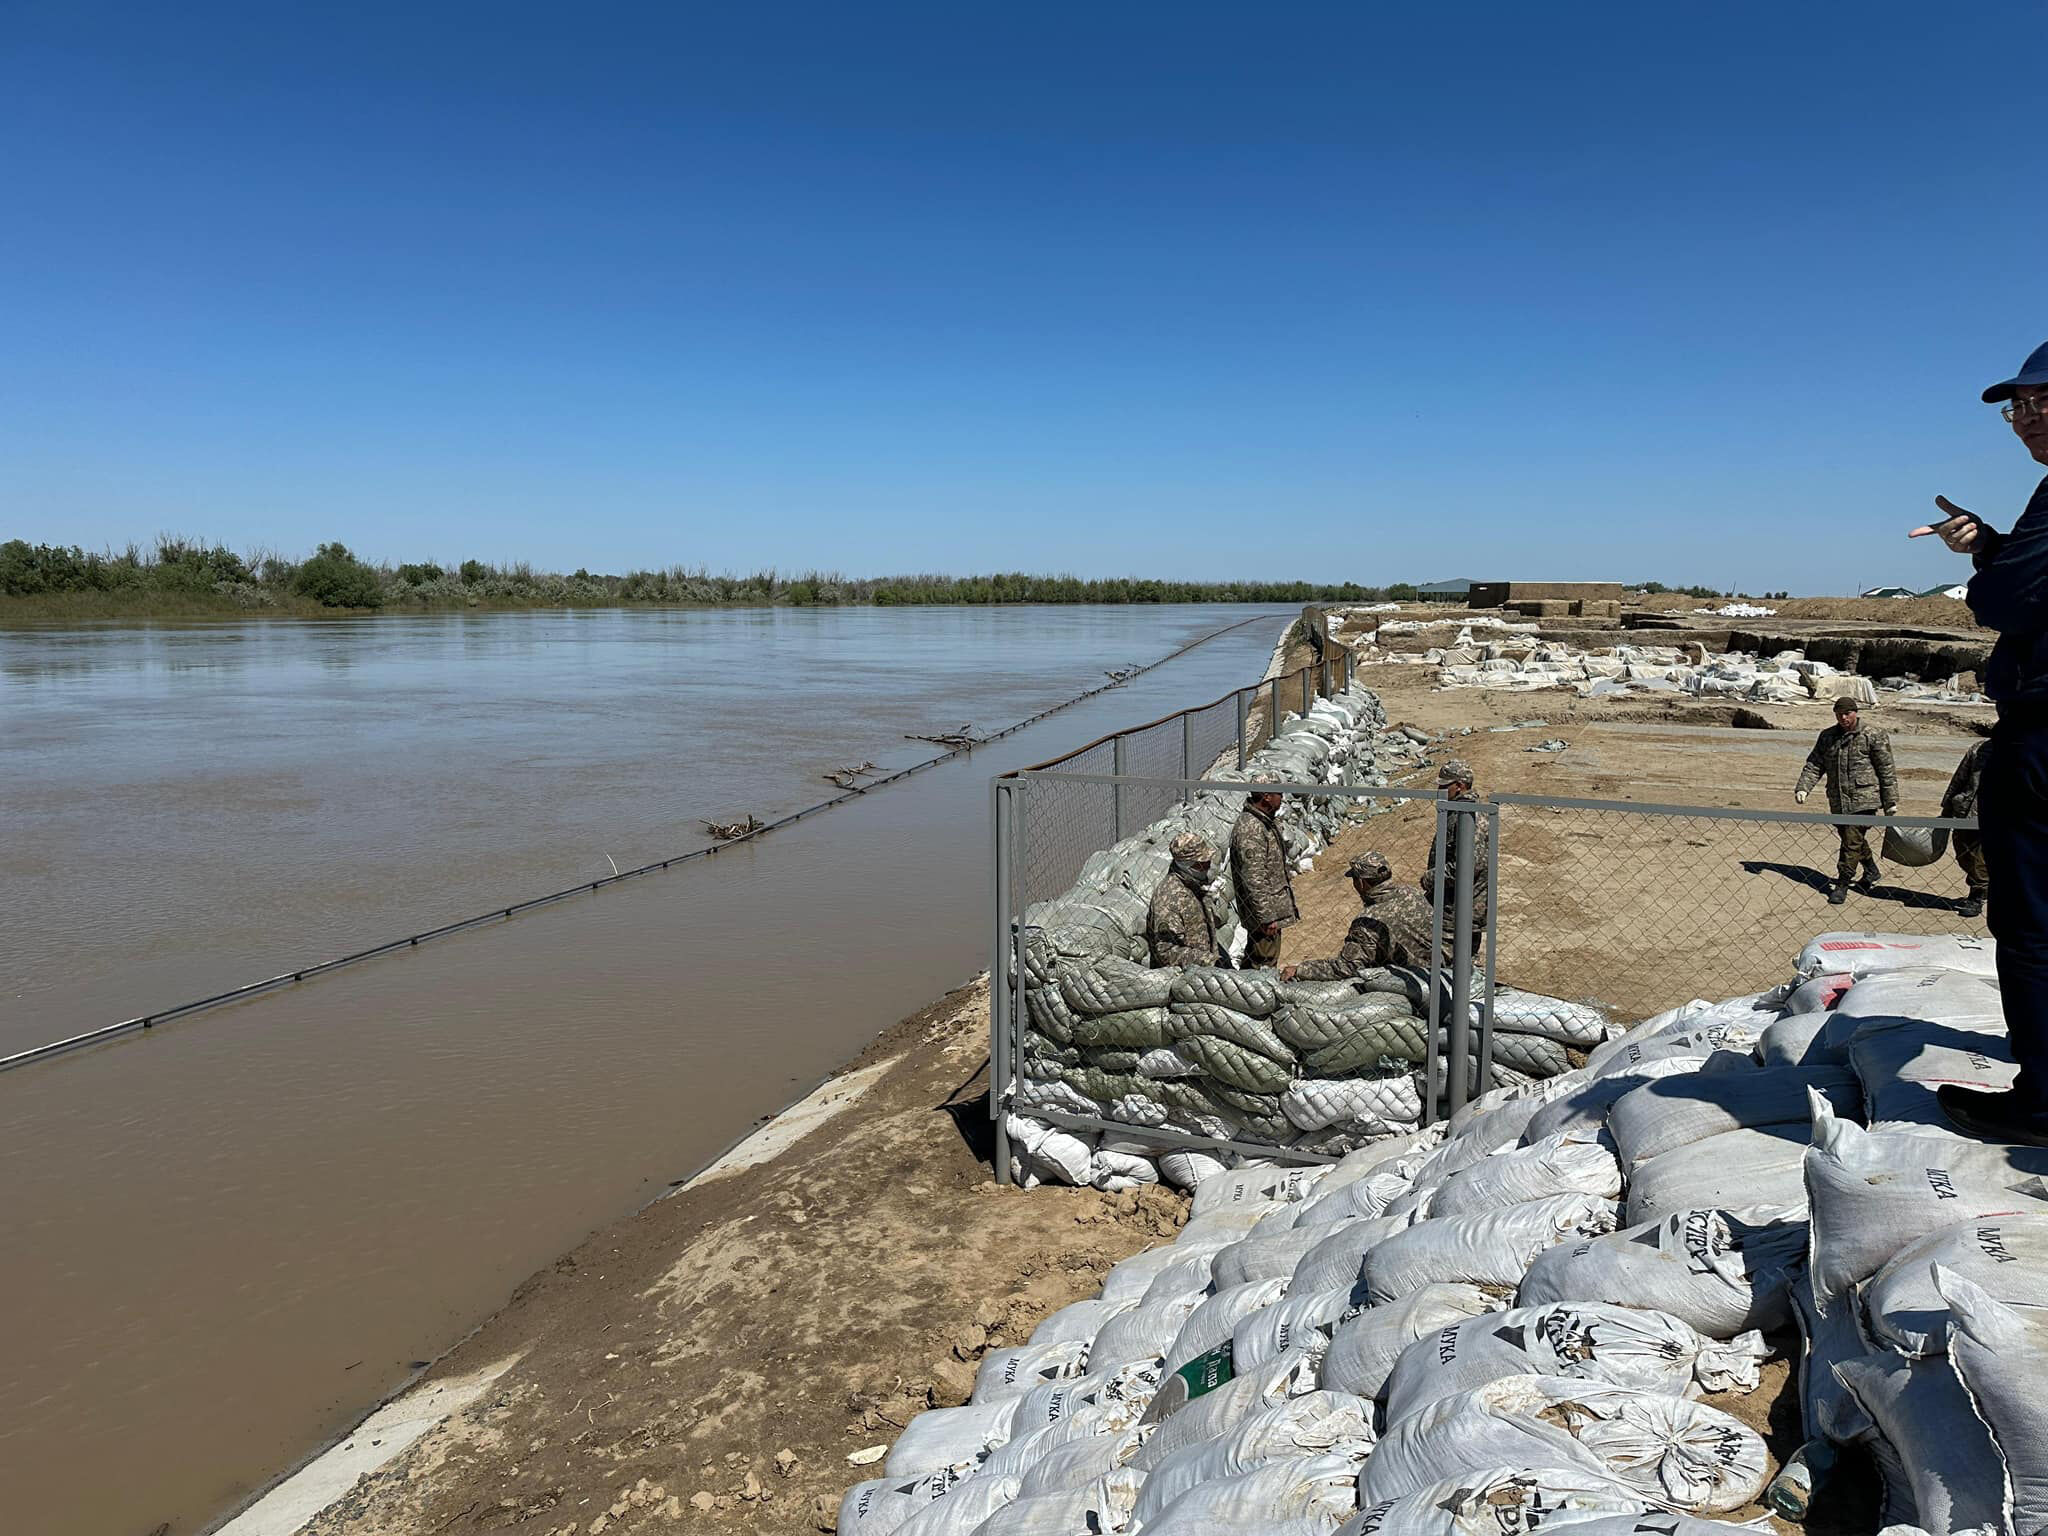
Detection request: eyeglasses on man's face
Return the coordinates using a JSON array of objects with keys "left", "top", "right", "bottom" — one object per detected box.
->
[{"left": 2003, "top": 395, "right": 2048, "bottom": 423}]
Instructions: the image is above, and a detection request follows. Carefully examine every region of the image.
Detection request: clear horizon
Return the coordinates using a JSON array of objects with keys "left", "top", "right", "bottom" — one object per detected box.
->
[{"left": 5, "top": 2, "right": 2044, "bottom": 597}]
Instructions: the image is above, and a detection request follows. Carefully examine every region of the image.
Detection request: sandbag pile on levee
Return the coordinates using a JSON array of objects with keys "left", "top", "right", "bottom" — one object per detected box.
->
[
  {"left": 1009, "top": 680, "right": 1615, "bottom": 1191},
  {"left": 847, "top": 927, "right": 2048, "bottom": 1534}
]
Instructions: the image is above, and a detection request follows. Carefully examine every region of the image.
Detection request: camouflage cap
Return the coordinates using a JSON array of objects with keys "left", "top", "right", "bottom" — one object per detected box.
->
[
  {"left": 1169, "top": 832, "right": 1215, "bottom": 863},
  {"left": 1346, "top": 851, "right": 1391, "bottom": 883},
  {"left": 1437, "top": 759, "right": 1475, "bottom": 787},
  {"left": 1246, "top": 773, "right": 1282, "bottom": 788},
  {"left": 1832, "top": 695, "right": 1860, "bottom": 716}
]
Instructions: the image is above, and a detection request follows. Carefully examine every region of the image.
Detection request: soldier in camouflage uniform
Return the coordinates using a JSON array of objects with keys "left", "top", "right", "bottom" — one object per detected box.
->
[
  {"left": 1944, "top": 737, "right": 1990, "bottom": 918},
  {"left": 1147, "top": 833, "right": 1228, "bottom": 969},
  {"left": 1794, "top": 696, "right": 1899, "bottom": 903},
  {"left": 1283, "top": 851, "right": 1435, "bottom": 980},
  {"left": 1230, "top": 778, "right": 1299, "bottom": 970},
  {"left": 1421, "top": 759, "right": 1489, "bottom": 951}
]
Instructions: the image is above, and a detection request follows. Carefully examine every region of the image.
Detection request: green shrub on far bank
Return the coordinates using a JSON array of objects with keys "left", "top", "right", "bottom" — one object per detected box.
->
[{"left": 292, "top": 543, "right": 385, "bottom": 608}]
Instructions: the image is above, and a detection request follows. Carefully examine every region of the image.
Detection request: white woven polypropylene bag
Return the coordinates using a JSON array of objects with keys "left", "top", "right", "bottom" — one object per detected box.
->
[
  {"left": 1865, "top": 1212, "right": 2048, "bottom": 1356},
  {"left": 1606, "top": 1065, "right": 1861, "bottom": 1170},
  {"left": 1233, "top": 1285, "right": 1370, "bottom": 1370},
  {"left": 1360, "top": 1375, "right": 1769, "bottom": 1514},
  {"left": 1422, "top": 1131, "right": 1623, "bottom": 1219},
  {"left": 1516, "top": 1206, "right": 1806, "bottom": 1340},
  {"left": 1161, "top": 1277, "right": 1289, "bottom": 1375},
  {"left": 1794, "top": 930, "right": 1996, "bottom": 980},
  {"left": 971, "top": 1338, "right": 1092, "bottom": 1405},
  {"left": 1378, "top": 1301, "right": 1767, "bottom": 1428},
  {"left": 1290, "top": 1212, "right": 1416, "bottom": 1295},
  {"left": 1833, "top": 1344, "right": 2009, "bottom": 1535},
  {"left": 1283, "top": 1074, "right": 1425, "bottom": 1133},
  {"left": 1804, "top": 1094, "right": 2048, "bottom": 1313},
  {"left": 1135, "top": 1453, "right": 1362, "bottom": 1536},
  {"left": 1319, "top": 1284, "right": 1505, "bottom": 1401},
  {"left": 1623, "top": 1126, "right": 1809, "bottom": 1226},
  {"left": 1131, "top": 1392, "right": 1374, "bottom": 1525},
  {"left": 1940, "top": 1264, "right": 2048, "bottom": 1535},
  {"left": 1362, "top": 1192, "right": 1619, "bottom": 1304},
  {"left": 1332, "top": 1467, "right": 1647, "bottom": 1536}
]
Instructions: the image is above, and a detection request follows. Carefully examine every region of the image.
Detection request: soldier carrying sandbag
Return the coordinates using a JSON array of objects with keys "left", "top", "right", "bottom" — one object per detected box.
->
[
  {"left": 1944, "top": 737, "right": 1990, "bottom": 918},
  {"left": 1146, "top": 833, "right": 1230, "bottom": 969},
  {"left": 1793, "top": 696, "right": 1899, "bottom": 904},
  {"left": 1282, "top": 851, "right": 1435, "bottom": 980},
  {"left": 1230, "top": 777, "right": 1299, "bottom": 970}
]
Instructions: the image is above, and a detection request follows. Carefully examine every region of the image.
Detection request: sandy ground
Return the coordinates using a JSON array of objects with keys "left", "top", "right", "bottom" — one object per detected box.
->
[{"left": 263, "top": 642, "right": 1947, "bottom": 1536}]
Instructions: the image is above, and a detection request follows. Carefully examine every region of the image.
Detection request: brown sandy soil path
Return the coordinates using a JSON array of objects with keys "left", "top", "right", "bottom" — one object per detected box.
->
[{"left": 290, "top": 980, "right": 1189, "bottom": 1536}]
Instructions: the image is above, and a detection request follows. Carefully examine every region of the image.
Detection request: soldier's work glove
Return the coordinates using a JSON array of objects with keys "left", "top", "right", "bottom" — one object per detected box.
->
[{"left": 1794, "top": 790, "right": 1809, "bottom": 805}]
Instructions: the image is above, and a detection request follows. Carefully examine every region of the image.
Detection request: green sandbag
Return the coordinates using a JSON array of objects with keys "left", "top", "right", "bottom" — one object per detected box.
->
[
  {"left": 1167, "top": 1001, "right": 1297, "bottom": 1066},
  {"left": 1026, "top": 983, "right": 1078, "bottom": 1046},
  {"left": 1272, "top": 996, "right": 1418, "bottom": 1055},
  {"left": 1021, "top": 1031, "right": 1082, "bottom": 1066},
  {"left": 1082, "top": 1047, "right": 1143, "bottom": 1074},
  {"left": 1173, "top": 1034, "right": 1293, "bottom": 1095},
  {"left": 1156, "top": 1077, "right": 1232, "bottom": 1122},
  {"left": 1060, "top": 1065, "right": 1151, "bottom": 1105},
  {"left": 1304, "top": 1012, "right": 1432, "bottom": 1076},
  {"left": 1068, "top": 1006, "right": 1172, "bottom": 1051}
]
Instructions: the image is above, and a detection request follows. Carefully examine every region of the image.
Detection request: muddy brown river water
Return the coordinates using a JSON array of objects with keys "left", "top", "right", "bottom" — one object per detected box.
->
[{"left": 0, "top": 605, "right": 1292, "bottom": 1535}]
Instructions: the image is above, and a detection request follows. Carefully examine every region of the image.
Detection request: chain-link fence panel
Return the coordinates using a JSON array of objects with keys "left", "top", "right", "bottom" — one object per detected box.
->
[
  {"left": 1188, "top": 694, "right": 1240, "bottom": 777},
  {"left": 1014, "top": 740, "right": 1118, "bottom": 910},
  {"left": 1493, "top": 797, "right": 1985, "bottom": 1018}
]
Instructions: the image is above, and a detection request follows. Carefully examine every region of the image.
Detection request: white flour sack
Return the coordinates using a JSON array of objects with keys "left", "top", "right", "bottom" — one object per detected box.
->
[
  {"left": 1804, "top": 1095, "right": 2048, "bottom": 1312},
  {"left": 1377, "top": 1302, "right": 1768, "bottom": 1427},
  {"left": 1521, "top": 1056, "right": 1715, "bottom": 1144},
  {"left": 1362, "top": 1193, "right": 1620, "bottom": 1304},
  {"left": 1832, "top": 1347, "right": 2008, "bottom": 1535},
  {"left": 1421, "top": 1131, "right": 1624, "bottom": 1219},
  {"left": 1161, "top": 1277, "right": 1290, "bottom": 1375},
  {"left": 1623, "top": 1126, "right": 1809, "bottom": 1226},
  {"left": 1864, "top": 1211, "right": 2048, "bottom": 1356},
  {"left": 1359, "top": 1375, "right": 1769, "bottom": 1514},
  {"left": 1135, "top": 1453, "right": 1363, "bottom": 1536},
  {"left": 1320, "top": 1284, "right": 1506, "bottom": 1401},
  {"left": 1332, "top": 1466, "right": 1648, "bottom": 1536},
  {"left": 1606, "top": 1065, "right": 1862, "bottom": 1170},
  {"left": 1812, "top": 965, "right": 2007, "bottom": 1061},
  {"left": 1027, "top": 1295, "right": 1135, "bottom": 1347},
  {"left": 1795, "top": 930, "right": 1997, "bottom": 979},
  {"left": 1517, "top": 1207, "right": 1807, "bottom": 1339},
  {"left": 1850, "top": 1017, "right": 2018, "bottom": 1137},
  {"left": 1089, "top": 1291, "right": 1202, "bottom": 1371},
  {"left": 883, "top": 1398, "right": 1017, "bottom": 1477},
  {"left": 1011, "top": 1428, "right": 1140, "bottom": 1498},
  {"left": 1212, "top": 1223, "right": 1343, "bottom": 1288},
  {"left": 1131, "top": 1394, "right": 1376, "bottom": 1525},
  {"left": 1939, "top": 1264, "right": 2048, "bottom": 1535}
]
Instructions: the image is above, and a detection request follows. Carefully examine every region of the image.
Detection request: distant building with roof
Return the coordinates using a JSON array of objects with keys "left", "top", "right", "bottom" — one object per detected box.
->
[
  {"left": 1861, "top": 585, "right": 1917, "bottom": 599},
  {"left": 1919, "top": 582, "right": 1969, "bottom": 601},
  {"left": 1415, "top": 578, "right": 1473, "bottom": 602}
]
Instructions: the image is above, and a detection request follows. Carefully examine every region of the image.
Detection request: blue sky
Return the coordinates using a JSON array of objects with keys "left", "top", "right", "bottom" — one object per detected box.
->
[{"left": 3, "top": 2, "right": 2043, "bottom": 594}]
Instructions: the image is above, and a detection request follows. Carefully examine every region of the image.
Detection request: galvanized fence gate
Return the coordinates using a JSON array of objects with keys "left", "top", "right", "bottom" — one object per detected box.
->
[{"left": 991, "top": 757, "right": 1983, "bottom": 1181}]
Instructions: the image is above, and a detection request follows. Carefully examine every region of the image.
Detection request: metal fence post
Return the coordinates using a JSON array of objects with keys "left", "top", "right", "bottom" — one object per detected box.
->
[
  {"left": 991, "top": 778, "right": 1013, "bottom": 1185},
  {"left": 1478, "top": 802, "right": 1498, "bottom": 1095},
  {"left": 1235, "top": 688, "right": 1249, "bottom": 770},
  {"left": 1424, "top": 798, "right": 1447, "bottom": 1127},
  {"left": 1113, "top": 735, "right": 1129, "bottom": 841},
  {"left": 1447, "top": 804, "right": 1476, "bottom": 1114},
  {"left": 1301, "top": 668, "right": 1312, "bottom": 716},
  {"left": 1271, "top": 676, "right": 1282, "bottom": 729},
  {"left": 1182, "top": 711, "right": 1195, "bottom": 782}
]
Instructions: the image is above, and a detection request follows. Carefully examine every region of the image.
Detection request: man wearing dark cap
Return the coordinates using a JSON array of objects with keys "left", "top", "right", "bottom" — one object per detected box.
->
[
  {"left": 1793, "top": 696, "right": 1898, "bottom": 903},
  {"left": 1911, "top": 340, "right": 2048, "bottom": 1142},
  {"left": 1282, "top": 851, "right": 1435, "bottom": 980}
]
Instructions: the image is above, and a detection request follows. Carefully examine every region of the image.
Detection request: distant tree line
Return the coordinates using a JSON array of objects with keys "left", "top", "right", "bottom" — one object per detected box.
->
[
  {"left": 1632, "top": 581, "right": 1791, "bottom": 601},
  {"left": 0, "top": 536, "right": 1391, "bottom": 612}
]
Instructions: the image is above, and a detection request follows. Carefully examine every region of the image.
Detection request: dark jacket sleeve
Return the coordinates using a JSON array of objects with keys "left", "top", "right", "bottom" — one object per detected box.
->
[{"left": 1967, "top": 477, "right": 2048, "bottom": 633}]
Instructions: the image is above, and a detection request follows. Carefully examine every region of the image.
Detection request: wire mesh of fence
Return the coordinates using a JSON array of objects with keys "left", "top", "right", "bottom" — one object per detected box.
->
[{"left": 1491, "top": 798, "right": 1986, "bottom": 1017}]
